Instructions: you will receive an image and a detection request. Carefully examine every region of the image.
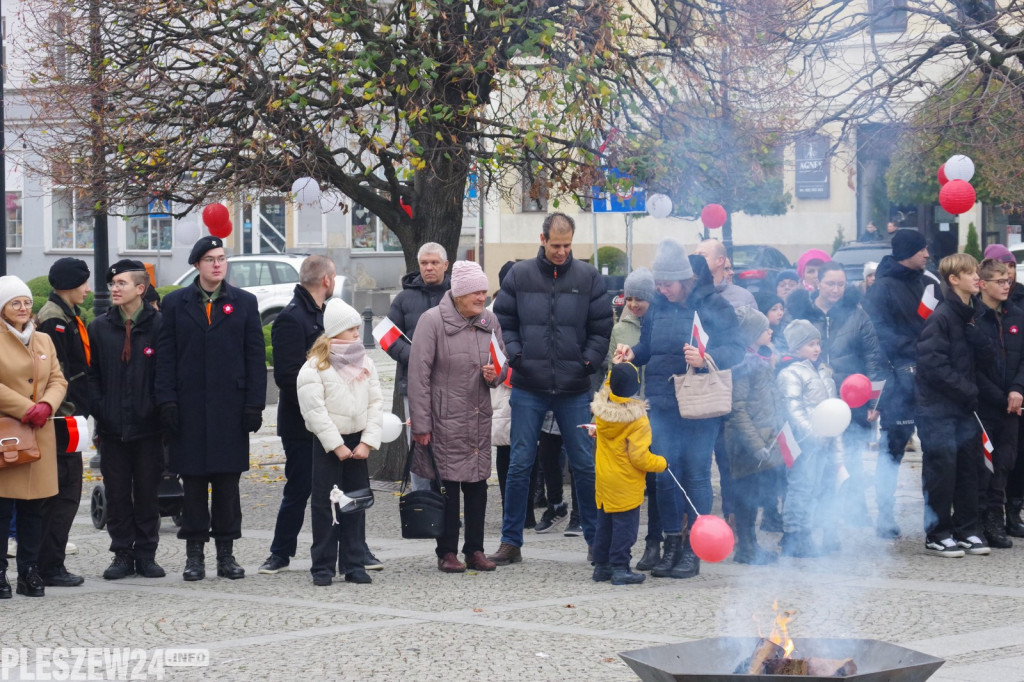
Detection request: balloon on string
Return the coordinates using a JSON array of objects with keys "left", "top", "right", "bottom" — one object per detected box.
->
[
  {"left": 175, "top": 219, "right": 200, "bottom": 246},
  {"left": 291, "top": 177, "right": 321, "bottom": 207},
  {"left": 202, "top": 203, "right": 230, "bottom": 230},
  {"left": 810, "top": 398, "right": 852, "bottom": 438},
  {"left": 689, "top": 515, "right": 735, "bottom": 562},
  {"left": 700, "top": 203, "right": 727, "bottom": 229},
  {"left": 209, "top": 220, "right": 233, "bottom": 239},
  {"left": 944, "top": 154, "right": 975, "bottom": 182},
  {"left": 938, "top": 179, "right": 976, "bottom": 215},
  {"left": 646, "top": 193, "right": 673, "bottom": 219},
  {"left": 381, "top": 413, "right": 405, "bottom": 443},
  {"left": 937, "top": 164, "right": 948, "bottom": 186},
  {"left": 839, "top": 373, "right": 871, "bottom": 408}
]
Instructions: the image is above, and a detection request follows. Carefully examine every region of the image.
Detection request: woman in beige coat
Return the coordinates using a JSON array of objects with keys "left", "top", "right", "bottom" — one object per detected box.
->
[{"left": 0, "top": 276, "right": 68, "bottom": 598}]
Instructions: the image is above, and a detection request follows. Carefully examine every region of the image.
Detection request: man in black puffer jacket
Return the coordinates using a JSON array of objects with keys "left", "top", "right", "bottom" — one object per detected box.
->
[{"left": 489, "top": 213, "right": 613, "bottom": 565}]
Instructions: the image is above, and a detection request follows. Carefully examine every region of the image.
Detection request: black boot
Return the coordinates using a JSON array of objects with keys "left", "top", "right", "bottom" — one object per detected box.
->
[
  {"left": 668, "top": 537, "right": 700, "bottom": 579},
  {"left": 780, "top": 531, "right": 821, "bottom": 558},
  {"left": 636, "top": 539, "right": 661, "bottom": 571},
  {"left": 0, "top": 560, "right": 10, "bottom": 599},
  {"left": 591, "top": 562, "right": 612, "bottom": 582},
  {"left": 183, "top": 540, "right": 205, "bottom": 582},
  {"left": 103, "top": 550, "right": 136, "bottom": 580},
  {"left": 1006, "top": 498, "right": 1024, "bottom": 538},
  {"left": 611, "top": 565, "right": 646, "bottom": 585},
  {"left": 215, "top": 540, "right": 245, "bottom": 579},
  {"left": 734, "top": 517, "right": 777, "bottom": 565},
  {"left": 760, "top": 504, "right": 783, "bottom": 533},
  {"left": 651, "top": 534, "right": 682, "bottom": 578},
  {"left": 16, "top": 566, "right": 44, "bottom": 597},
  {"left": 984, "top": 509, "right": 1013, "bottom": 549}
]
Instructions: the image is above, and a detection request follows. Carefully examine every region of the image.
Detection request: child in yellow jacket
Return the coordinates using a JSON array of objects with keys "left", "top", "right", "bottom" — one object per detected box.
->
[{"left": 590, "top": 363, "right": 667, "bottom": 585}]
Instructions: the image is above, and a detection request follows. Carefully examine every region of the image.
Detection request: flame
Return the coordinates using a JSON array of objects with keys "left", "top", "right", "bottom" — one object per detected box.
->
[{"left": 767, "top": 600, "right": 796, "bottom": 657}]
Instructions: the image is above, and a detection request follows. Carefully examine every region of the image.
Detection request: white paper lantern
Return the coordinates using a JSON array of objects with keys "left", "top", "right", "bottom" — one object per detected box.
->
[
  {"left": 810, "top": 398, "right": 852, "bottom": 438},
  {"left": 290, "top": 177, "right": 321, "bottom": 207},
  {"left": 646, "top": 193, "right": 673, "bottom": 220},
  {"left": 381, "top": 412, "right": 405, "bottom": 443},
  {"left": 944, "top": 155, "right": 975, "bottom": 182}
]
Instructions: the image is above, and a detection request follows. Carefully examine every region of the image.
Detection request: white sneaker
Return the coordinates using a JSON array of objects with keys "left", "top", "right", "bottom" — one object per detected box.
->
[
  {"left": 65, "top": 542, "right": 78, "bottom": 555},
  {"left": 6, "top": 539, "right": 15, "bottom": 558},
  {"left": 924, "top": 537, "right": 964, "bottom": 558}
]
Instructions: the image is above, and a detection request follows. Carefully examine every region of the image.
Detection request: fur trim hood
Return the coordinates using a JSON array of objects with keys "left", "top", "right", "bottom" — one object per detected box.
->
[{"left": 591, "top": 385, "right": 648, "bottom": 423}]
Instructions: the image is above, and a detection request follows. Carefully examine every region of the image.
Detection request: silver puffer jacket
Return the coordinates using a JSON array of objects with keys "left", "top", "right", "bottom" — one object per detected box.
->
[{"left": 776, "top": 358, "right": 838, "bottom": 444}]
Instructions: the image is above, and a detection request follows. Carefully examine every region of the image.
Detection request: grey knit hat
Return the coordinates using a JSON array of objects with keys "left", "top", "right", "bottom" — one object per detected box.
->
[
  {"left": 784, "top": 319, "right": 821, "bottom": 353},
  {"left": 651, "top": 239, "right": 694, "bottom": 282},
  {"left": 623, "top": 267, "right": 656, "bottom": 302},
  {"left": 736, "top": 307, "right": 770, "bottom": 349}
]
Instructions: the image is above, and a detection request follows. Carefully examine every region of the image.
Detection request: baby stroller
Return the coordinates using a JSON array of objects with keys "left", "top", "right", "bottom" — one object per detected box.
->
[{"left": 90, "top": 470, "right": 184, "bottom": 530}]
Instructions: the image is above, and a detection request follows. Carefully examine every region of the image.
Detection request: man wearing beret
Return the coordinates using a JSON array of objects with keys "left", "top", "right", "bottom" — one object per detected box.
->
[
  {"left": 35, "top": 257, "right": 92, "bottom": 587},
  {"left": 155, "top": 237, "right": 266, "bottom": 581},
  {"left": 87, "top": 260, "right": 165, "bottom": 580}
]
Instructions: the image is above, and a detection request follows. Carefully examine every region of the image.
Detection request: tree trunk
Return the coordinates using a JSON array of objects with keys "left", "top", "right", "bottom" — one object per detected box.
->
[{"left": 369, "top": 389, "right": 408, "bottom": 482}]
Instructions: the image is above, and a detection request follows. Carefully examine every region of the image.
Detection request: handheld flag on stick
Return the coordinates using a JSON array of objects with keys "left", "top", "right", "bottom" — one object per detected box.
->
[
  {"left": 489, "top": 332, "right": 507, "bottom": 375},
  {"left": 918, "top": 285, "right": 939, "bottom": 320},
  {"left": 974, "top": 412, "right": 995, "bottom": 474},
  {"left": 691, "top": 311, "right": 709, "bottom": 359},
  {"left": 775, "top": 422, "right": 802, "bottom": 468},
  {"left": 372, "top": 317, "right": 408, "bottom": 351}
]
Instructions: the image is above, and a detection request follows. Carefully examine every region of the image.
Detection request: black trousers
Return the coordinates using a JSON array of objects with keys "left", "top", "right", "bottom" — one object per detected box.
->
[
  {"left": 643, "top": 472, "right": 662, "bottom": 542},
  {"left": 177, "top": 472, "right": 242, "bottom": 542},
  {"left": 99, "top": 435, "right": 163, "bottom": 556},
  {"left": 536, "top": 432, "right": 565, "bottom": 506},
  {"left": 436, "top": 479, "right": 488, "bottom": 557},
  {"left": 38, "top": 453, "right": 83, "bottom": 576},
  {"left": 310, "top": 434, "right": 367, "bottom": 577},
  {"left": 978, "top": 412, "right": 1020, "bottom": 512},
  {"left": 714, "top": 428, "right": 736, "bottom": 518},
  {"left": 1007, "top": 416, "right": 1024, "bottom": 501},
  {"left": 592, "top": 506, "right": 640, "bottom": 568},
  {"left": 269, "top": 437, "right": 315, "bottom": 559},
  {"left": 0, "top": 498, "right": 44, "bottom": 573},
  {"left": 919, "top": 415, "right": 981, "bottom": 541}
]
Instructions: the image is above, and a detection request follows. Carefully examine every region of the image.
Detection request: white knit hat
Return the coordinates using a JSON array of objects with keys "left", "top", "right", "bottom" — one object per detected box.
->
[
  {"left": 0, "top": 276, "right": 33, "bottom": 316},
  {"left": 323, "top": 298, "right": 362, "bottom": 338}
]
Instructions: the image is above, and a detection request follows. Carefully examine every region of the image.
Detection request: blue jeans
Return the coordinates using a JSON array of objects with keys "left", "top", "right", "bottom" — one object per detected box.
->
[
  {"left": 502, "top": 388, "right": 596, "bottom": 547},
  {"left": 649, "top": 406, "right": 720, "bottom": 534}
]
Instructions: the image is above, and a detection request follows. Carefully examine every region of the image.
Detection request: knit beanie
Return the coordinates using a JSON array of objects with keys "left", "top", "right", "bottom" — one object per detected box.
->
[
  {"left": 756, "top": 292, "right": 784, "bottom": 317},
  {"left": 777, "top": 269, "right": 799, "bottom": 284},
  {"left": 784, "top": 319, "right": 821, "bottom": 353},
  {"left": 323, "top": 298, "right": 362, "bottom": 338},
  {"left": 736, "top": 307, "right": 770, "bottom": 349},
  {"left": 796, "top": 249, "right": 831, "bottom": 280},
  {"left": 984, "top": 243, "right": 1017, "bottom": 266},
  {"left": 862, "top": 261, "right": 879, "bottom": 279},
  {"left": 0, "top": 276, "right": 33, "bottom": 314},
  {"left": 623, "top": 267, "right": 656, "bottom": 302},
  {"left": 651, "top": 239, "right": 694, "bottom": 282},
  {"left": 609, "top": 362, "right": 641, "bottom": 400},
  {"left": 48, "top": 257, "right": 91, "bottom": 290},
  {"left": 891, "top": 229, "right": 928, "bottom": 261},
  {"left": 450, "top": 260, "right": 489, "bottom": 298}
]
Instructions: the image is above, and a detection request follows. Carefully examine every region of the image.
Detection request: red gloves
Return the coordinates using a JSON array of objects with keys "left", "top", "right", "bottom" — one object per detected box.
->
[{"left": 22, "top": 403, "right": 52, "bottom": 429}]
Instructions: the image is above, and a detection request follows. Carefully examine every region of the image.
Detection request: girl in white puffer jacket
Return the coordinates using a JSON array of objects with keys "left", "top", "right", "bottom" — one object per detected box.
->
[{"left": 297, "top": 299, "right": 383, "bottom": 586}]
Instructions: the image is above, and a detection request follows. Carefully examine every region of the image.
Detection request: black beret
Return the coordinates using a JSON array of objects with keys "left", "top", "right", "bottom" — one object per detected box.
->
[
  {"left": 188, "top": 236, "right": 225, "bottom": 265},
  {"left": 106, "top": 259, "right": 147, "bottom": 284},
  {"left": 48, "top": 257, "right": 91, "bottom": 290}
]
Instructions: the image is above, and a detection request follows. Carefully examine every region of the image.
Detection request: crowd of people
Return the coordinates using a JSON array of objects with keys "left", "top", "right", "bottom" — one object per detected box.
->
[{"left": 1, "top": 215, "right": 1020, "bottom": 597}]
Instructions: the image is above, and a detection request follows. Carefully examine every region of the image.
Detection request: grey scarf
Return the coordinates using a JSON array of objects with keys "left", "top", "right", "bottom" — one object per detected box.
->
[{"left": 329, "top": 339, "right": 369, "bottom": 382}]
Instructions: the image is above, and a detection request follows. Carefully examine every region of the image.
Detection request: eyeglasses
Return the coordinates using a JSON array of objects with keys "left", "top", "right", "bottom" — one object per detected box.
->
[
  {"left": 985, "top": 279, "right": 1012, "bottom": 287},
  {"left": 200, "top": 256, "right": 227, "bottom": 265},
  {"left": 6, "top": 300, "right": 32, "bottom": 311},
  {"left": 107, "top": 281, "right": 136, "bottom": 291}
]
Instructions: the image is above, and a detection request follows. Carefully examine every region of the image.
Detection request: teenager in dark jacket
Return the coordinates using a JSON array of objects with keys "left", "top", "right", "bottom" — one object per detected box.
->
[
  {"left": 864, "top": 229, "right": 934, "bottom": 539},
  {"left": 35, "top": 257, "right": 92, "bottom": 588},
  {"left": 916, "top": 253, "right": 993, "bottom": 558},
  {"left": 617, "top": 243, "right": 742, "bottom": 579},
  {"left": 88, "top": 260, "right": 165, "bottom": 580}
]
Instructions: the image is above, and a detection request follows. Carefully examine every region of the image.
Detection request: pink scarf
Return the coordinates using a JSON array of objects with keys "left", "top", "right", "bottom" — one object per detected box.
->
[{"left": 329, "top": 339, "right": 370, "bottom": 382}]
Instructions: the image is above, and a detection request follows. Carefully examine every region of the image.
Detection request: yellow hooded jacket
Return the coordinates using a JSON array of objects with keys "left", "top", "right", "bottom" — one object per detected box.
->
[{"left": 590, "top": 385, "right": 667, "bottom": 513}]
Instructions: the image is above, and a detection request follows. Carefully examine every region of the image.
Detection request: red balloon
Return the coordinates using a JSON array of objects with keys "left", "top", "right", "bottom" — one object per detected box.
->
[
  {"left": 840, "top": 373, "right": 871, "bottom": 408},
  {"left": 202, "top": 203, "right": 230, "bottom": 230},
  {"left": 938, "top": 179, "right": 976, "bottom": 215},
  {"left": 700, "top": 203, "right": 727, "bottom": 229},
  {"left": 689, "top": 515, "right": 735, "bottom": 563},
  {"left": 209, "top": 220, "right": 233, "bottom": 239},
  {"left": 937, "top": 164, "right": 948, "bottom": 186}
]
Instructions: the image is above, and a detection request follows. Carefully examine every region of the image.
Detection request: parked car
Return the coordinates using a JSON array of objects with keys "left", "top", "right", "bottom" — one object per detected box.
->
[
  {"left": 730, "top": 244, "right": 792, "bottom": 294},
  {"left": 172, "top": 253, "right": 351, "bottom": 325},
  {"left": 831, "top": 242, "right": 892, "bottom": 284}
]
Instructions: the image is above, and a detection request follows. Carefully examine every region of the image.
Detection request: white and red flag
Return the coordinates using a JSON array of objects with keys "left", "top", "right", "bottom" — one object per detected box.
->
[
  {"left": 691, "top": 311, "right": 709, "bottom": 359},
  {"left": 918, "top": 285, "right": 939, "bottom": 319},
  {"left": 775, "top": 422, "right": 802, "bottom": 468},
  {"left": 870, "top": 380, "right": 886, "bottom": 401},
  {"left": 975, "top": 412, "right": 995, "bottom": 474},
  {"left": 372, "top": 317, "right": 405, "bottom": 351},
  {"left": 489, "top": 331, "right": 507, "bottom": 375},
  {"left": 60, "top": 416, "right": 90, "bottom": 453}
]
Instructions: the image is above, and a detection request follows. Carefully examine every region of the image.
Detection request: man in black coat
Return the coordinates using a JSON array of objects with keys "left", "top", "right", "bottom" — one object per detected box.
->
[
  {"left": 88, "top": 260, "right": 165, "bottom": 579},
  {"left": 258, "top": 255, "right": 335, "bottom": 575},
  {"left": 35, "top": 257, "right": 92, "bottom": 587},
  {"left": 155, "top": 236, "right": 266, "bottom": 581},
  {"left": 864, "top": 229, "right": 933, "bottom": 539},
  {"left": 489, "top": 212, "right": 613, "bottom": 565}
]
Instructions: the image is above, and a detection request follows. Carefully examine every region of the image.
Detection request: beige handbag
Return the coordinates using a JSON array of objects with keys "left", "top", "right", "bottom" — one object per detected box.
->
[{"left": 671, "top": 354, "right": 733, "bottom": 419}]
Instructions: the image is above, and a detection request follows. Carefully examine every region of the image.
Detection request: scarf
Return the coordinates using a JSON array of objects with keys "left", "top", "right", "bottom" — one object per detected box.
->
[
  {"left": 4, "top": 319, "right": 35, "bottom": 346},
  {"left": 328, "top": 339, "right": 370, "bottom": 382}
]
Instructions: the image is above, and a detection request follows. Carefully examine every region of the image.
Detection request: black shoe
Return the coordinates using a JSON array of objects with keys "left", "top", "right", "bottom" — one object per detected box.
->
[
  {"left": 135, "top": 557, "right": 166, "bottom": 578},
  {"left": 535, "top": 503, "right": 568, "bottom": 533},
  {"left": 312, "top": 572, "right": 333, "bottom": 586},
  {"left": 364, "top": 551, "right": 384, "bottom": 571},
  {"left": 215, "top": 540, "right": 245, "bottom": 579},
  {"left": 780, "top": 531, "right": 822, "bottom": 558},
  {"left": 636, "top": 540, "right": 661, "bottom": 571},
  {"left": 669, "top": 541, "right": 700, "bottom": 579},
  {"left": 345, "top": 569, "right": 372, "bottom": 584},
  {"left": 16, "top": 566, "right": 44, "bottom": 597},
  {"left": 651, "top": 535, "right": 683, "bottom": 577},
  {"left": 564, "top": 513, "right": 583, "bottom": 537},
  {"left": 734, "top": 543, "right": 778, "bottom": 565},
  {"left": 1006, "top": 499, "right": 1024, "bottom": 537},
  {"left": 984, "top": 509, "right": 1013, "bottom": 549},
  {"left": 258, "top": 554, "right": 289, "bottom": 574},
  {"left": 0, "top": 571, "right": 10, "bottom": 599},
  {"left": 183, "top": 541, "right": 205, "bottom": 582},
  {"left": 591, "top": 562, "right": 613, "bottom": 582},
  {"left": 611, "top": 566, "right": 646, "bottom": 585},
  {"left": 103, "top": 551, "right": 137, "bottom": 580},
  {"left": 42, "top": 565, "right": 85, "bottom": 587}
]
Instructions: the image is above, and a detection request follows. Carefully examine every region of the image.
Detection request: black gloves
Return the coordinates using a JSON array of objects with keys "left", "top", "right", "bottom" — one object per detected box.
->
[
  {"left": 160, "top": 403, "right": 180, "bottom": 439},
  {"left": 243, "top": 406, "right": 263, "bottom": 433}
]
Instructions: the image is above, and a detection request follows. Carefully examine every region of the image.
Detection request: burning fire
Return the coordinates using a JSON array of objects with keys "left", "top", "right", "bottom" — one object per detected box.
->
[{"left": 767, "top": 600, "right": 796, "bottom": 657}]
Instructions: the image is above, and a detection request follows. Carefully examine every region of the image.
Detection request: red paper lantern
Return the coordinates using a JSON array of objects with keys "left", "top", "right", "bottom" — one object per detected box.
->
[
  {"left": 938, "top": 179, "right": 976, "bottom": 216},
  {"left": 202, "top": 203, "right": 230, "bottom": 231},
  {"left": 937, "top": 164, "right": 948, "bottom": 186},
  {"left": 700, "top": 203, "right": 727, "bottom": 229},
  {"left": 840, "top": 373, "right": 871, "bottom": 409},
  {"left": 209, "top": 220, "right": 233, "bottom": 239},
  {"left": 689, "top": 515, "right": 735, "bottom": 563}
]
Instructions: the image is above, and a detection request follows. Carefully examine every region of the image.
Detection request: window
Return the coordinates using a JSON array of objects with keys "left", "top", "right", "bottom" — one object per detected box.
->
[
  {"left": 51, "top": 187, "right": 94, "bottom": 250},
  {"left": 870, "top": 0, "right": 907, "bottom": 34},
  {"left": 125, "top": 199, "right": 173, "bottom": 251},
  {"left": 270, "top": 262, "right": 299, "bottom": 284},
  {"left": 521, "top": 164, "right": 549, "bottom": 212},
  {"left": 227, "top": 260, "right": 274, "bottom": 289},
  {"left": 351, "top": 203, "right": 402, "bottom": 253},
  {"left": 5, "top": 192, "right": 22, "bottom": 250}
]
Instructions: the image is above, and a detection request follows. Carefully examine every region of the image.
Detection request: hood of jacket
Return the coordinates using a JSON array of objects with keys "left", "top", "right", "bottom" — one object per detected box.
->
[
  {"left": 874, "top": 254, "right": 925, "bottom": 283},
  {"left": 590, "top": 385, "right": 648, "bottom": 423},
  {"left": 401, "top": 270, "right": 451, "bottom": 293}
]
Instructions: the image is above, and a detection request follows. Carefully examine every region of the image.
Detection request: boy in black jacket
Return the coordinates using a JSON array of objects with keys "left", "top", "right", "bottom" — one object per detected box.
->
[
  {"left": 974, "top": 258, "right": 1024, "bottom": 549},
  {"left": 916, "top": 253, "right": 993, "bottom": 558}
]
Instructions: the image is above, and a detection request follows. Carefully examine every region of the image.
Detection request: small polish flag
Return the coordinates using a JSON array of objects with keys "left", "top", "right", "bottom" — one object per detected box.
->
[
  {"left": 870, "top": 380, "right": 885, "bottom": 401},
  {"left": 692, "top": 311, "right": 709, "bottom": 359},
  {"left": 489, "top": 331, "right": 507, "bottom": 375},
  {"left": 372, "top": 317, "right": 404, "bottom": 351},
  {"left": 918, "top": 285, "right": 939, "bottom": 319},
  {"left": 975, "top": 412, "right": 995, "bottom": 474},
  {"left": 776, "top": 422, "right": 802, "bottom": 468},
  {"left": 62, "top": 416, "right": 89, "bottom": 453}
]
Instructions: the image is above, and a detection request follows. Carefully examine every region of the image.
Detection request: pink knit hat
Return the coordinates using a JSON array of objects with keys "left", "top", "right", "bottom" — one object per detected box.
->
[{"left": 450, "top": 260, "right": 489, "bottom": 298}]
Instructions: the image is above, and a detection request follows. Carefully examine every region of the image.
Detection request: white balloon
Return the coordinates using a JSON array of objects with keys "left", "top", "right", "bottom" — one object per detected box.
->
[
  {"left": 810, "top": 398, "right": 852, "bottom": 438},
  {"left": 646, "top": 193, "right": 673, "bottom": 220},
  {"left": 944, "top": 154, "right": 975, "bottom": 182},
  {"left": 175, "top": 219, "right": 200, "bottom": 246},
  {"left": 381, "top": 412, "right": 405, "bottom": 443},
  {"left": 290, "top": 177, "right": 321, "bottom": 208}
]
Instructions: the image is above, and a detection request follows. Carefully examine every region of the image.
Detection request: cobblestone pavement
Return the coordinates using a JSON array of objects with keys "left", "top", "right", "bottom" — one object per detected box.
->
[{"left": 4, "top": 350, "right": 1024, "bottom": 681}]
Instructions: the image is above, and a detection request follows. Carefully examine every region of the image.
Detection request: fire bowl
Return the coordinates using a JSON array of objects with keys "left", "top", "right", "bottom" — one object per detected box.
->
[{"left": 620, "top": 637, "right": 944, "bottom": 682}]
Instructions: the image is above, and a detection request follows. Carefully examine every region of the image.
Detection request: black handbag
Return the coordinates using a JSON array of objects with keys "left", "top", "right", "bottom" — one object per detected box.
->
[{"left": 398, "top": 443, "right": 446, "bottom": 539}]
